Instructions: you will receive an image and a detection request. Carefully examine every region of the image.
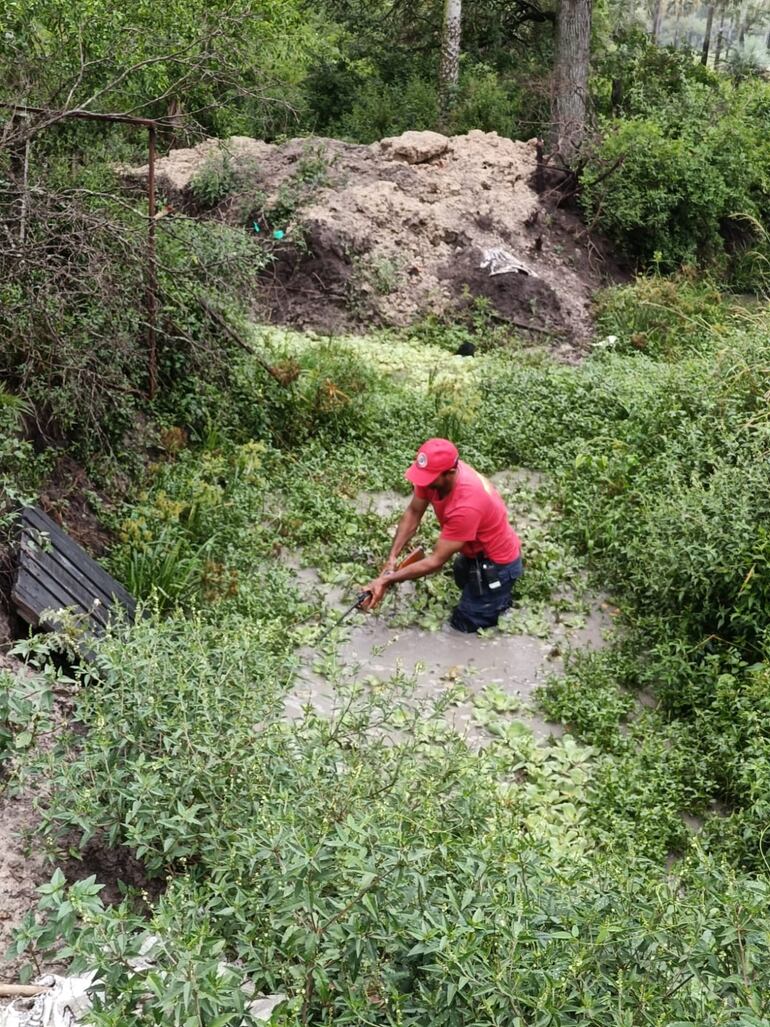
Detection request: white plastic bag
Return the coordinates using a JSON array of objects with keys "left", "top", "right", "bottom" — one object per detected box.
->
[
  {"left": 480, "top": 247, "right": 535, "bottom": 277},
  {"left": 0, "top": 973, "right": 100, "bottom": 1027}
]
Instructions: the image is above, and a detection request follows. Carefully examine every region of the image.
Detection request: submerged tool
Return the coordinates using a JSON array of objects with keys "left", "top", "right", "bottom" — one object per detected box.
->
[{"left": 315, "top": 546, "right": 425, "bottom": 645}]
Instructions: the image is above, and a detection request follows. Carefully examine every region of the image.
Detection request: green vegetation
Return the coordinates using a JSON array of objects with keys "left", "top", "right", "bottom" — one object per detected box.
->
[
  {"left": 1, "top": 278, "right": 769, "bottom": 1023},
  {"left": 584, "top": 58, "right": 770, "bottom": 275},
  {"left": 3, "top": 0, "right": 770, "bottom": 1022}
]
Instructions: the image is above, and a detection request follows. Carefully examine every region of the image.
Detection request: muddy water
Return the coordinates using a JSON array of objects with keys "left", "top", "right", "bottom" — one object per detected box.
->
[
  {"left": 288, "top": 575, "right": 614, "bottom": 746},
  {"left": 290, "top": 474, "right": 616, "bottom": 745},
  {"left": 343, "top": 619, "right": 561, "bottom": 742}
]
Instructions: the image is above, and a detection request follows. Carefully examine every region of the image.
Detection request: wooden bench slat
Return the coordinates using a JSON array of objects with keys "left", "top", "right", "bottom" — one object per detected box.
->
[
  {"left": 22, "top": 508, "right": 136, "bottom": 609},
  {"left": 14, "top": 561, "right": 104, "bottom": 629},
  {"left": 12, "top": 506, "right": 137, "bottom": 646},
  {"left": 21, "top": 527, "right": 134, "bottom": 619},
  {"left": 17, "top": 545, "right": 112, "bottom": 628}
]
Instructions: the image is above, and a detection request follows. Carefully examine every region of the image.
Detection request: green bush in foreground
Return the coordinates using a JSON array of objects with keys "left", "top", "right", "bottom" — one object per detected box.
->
[
  {"left": 13, "top": 619, "right": 770, "bottom": 1026},
  {"left": 10, "top": 279, "right": 770, "bottom": 1022}
]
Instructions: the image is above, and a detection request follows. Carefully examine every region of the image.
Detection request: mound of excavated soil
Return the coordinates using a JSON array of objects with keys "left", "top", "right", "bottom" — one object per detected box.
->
[{"left": 125, "top": 130, "right": 621, "bottom": 347}]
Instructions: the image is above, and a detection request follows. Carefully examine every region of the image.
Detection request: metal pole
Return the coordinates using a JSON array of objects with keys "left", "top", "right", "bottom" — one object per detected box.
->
[
  {"left": 20, "top": 134, "right": 30, "bottom": 245},
  {"left": 147, "top": 123, "right": 158, "bottom": 400},
  {"left": 9, "top": 110, "right": 30, "bottom": 244}
]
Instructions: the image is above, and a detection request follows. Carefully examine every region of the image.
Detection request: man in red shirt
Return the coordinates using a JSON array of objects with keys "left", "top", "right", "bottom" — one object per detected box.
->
[{"left": 362, "top": 438, "right": 523, "bottom": 632}]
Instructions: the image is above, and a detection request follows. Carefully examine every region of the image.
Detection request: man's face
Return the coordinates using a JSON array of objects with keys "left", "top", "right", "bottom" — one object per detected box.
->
[{"left": 430, "top": 468, "right": 456, "bottom": 496}]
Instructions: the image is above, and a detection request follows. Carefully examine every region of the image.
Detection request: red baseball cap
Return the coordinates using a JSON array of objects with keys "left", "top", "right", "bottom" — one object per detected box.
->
[{"left": 405, "top": 438, "right": 459, "bottom": 487}]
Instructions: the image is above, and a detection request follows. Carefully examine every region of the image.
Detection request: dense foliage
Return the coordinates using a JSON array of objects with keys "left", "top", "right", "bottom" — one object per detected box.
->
[
  {"left": 4, "top": 278, "right": 770, "bottom": 1023},
  {"left": 3, "top": 0, "right": 770, "bottom": 1023},
  {"left": 584, "top": 45, "right": 770, "bottom": 275}
]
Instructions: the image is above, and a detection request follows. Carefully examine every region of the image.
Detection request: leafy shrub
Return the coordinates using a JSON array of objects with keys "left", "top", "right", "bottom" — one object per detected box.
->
[
  {"left": 477, "top": 293, "right": 770, "bottom": 862},
  {"left": 594, "top": 274, "right": 734, "bottom": 359},
  {"left": 0, "top": 668, "right": 53, "bottom": 771},
  {"left": 589, "top": 716, "right": 715, "bottom": 860},
  {"left": 328, "top": 64, "right": 524, "bottom": 144},
  {"left": 252, "top": 342, "right": 391, "bottom": 447},
  {"left": 595, "top": 29, "right": 718, "bottom": 120},
  {"left": 336, "top": 75, "right": 439, "bottom": 142},
  {"left": 189, "top": 151, "right": 238, "bottom": 209},
  {"left": 537, "top": 649, "right": 636, "bottom": 749},
  {"left": 0, "top": 389, "right": 46, "bottom": 517},
  {"left": 0, "top": 175, "right": 265, "bottom": 466},
  {"left": 449, "top": 65, "right": 519, "bottom": 138},
  {"left": 304, "top": 58, "right": 369, "bottom": 130},
  {"left": 111, "top": 531, "right": 212, "bottom": 612},
  {"left": 17, "top": 619, "right": 770, "bottom": 1026},
  {"left": 582, "top": 78, "right": 770, "bottom": 276}
]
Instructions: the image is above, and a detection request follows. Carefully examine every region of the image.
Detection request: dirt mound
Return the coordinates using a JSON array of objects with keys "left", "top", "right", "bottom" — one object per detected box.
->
[{"left": 126, "top": 130, "right": 621, "bottom": 346}]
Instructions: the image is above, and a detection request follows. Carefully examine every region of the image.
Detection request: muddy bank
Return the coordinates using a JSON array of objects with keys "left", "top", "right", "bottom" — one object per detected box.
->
[{"left": 124, "top": 130, "right": 623, "bottom": 348}]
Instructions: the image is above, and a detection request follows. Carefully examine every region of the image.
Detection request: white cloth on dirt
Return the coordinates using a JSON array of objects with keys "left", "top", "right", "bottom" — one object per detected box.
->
[
  {"left": 0, "top": 973, "right": 100, "bottom": 1027},
  {"left": 480, "top": 247, "right": 535, "bottom": 277}
]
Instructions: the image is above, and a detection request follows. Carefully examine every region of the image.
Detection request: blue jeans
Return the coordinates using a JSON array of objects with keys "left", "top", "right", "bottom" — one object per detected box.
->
[{"left": 450, "top": 554, "right": 523, "bottom": 633}]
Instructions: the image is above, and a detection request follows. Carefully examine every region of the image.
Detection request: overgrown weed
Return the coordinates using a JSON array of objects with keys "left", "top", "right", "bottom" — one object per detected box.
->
[{"left": 8, "top": 280, "right": 770, "bottom": 1021}]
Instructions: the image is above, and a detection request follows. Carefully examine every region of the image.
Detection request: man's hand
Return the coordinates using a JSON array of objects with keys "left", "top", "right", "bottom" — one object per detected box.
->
[
  {"left": 381, "top": 557, "right": 398, "bottom": 576},
  {"left": 359, "top": 576, "right": 389, "bottom": 611}
]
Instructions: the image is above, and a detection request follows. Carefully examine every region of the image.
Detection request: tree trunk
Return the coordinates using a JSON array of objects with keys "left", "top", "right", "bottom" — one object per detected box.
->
[
  {"left": 729, "top": 14, "right": 738, "bottom": 49},
  {"left": 652, "top": 0, "right": 665, "bottom": 40},
  {"left": 438, "top": 0, "right": 462, "bottom": 128},
  {"left": 737, "top": 1, "right": 748, "bottom": 44},
  {"left": 551, "top": 0, "right": 593, "bottom": 164},
  {"left": 651, "top": 0, "right": 666, "bottom": 41},
  {"left": 701, "top": 4, "right": 715, "bottom": 64},
  {"left": 715, "top": 9, "right": 726, "bottom": 64},
  {"left": 611, "top": 77, "right": 624, "bottom": 114}
]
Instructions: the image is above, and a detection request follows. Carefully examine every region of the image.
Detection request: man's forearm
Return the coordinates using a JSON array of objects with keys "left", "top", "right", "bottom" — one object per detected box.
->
[
  {"left": 385, "top": 554, "right": 444, "bottom": 584},
  {"left": 386, "top": 509, "right": 421, "bottom": 564}
]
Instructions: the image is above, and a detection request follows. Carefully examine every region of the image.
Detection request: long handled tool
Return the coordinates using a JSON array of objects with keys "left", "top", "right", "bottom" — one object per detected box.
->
[{"left": 315, "top": 546, "right": 425, "bottom": 645}]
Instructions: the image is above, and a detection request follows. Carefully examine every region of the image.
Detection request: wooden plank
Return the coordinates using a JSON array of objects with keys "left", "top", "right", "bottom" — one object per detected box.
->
[
  {"left": 17, "top": 542, "right": 111, "bottom": 628},
  {"left": 21, "top": 527, "right": 122, "bottom": 624},
  {"left": 13, "top": 563, "right": 104, "bottom": 632},
  {"left": 12, "top": 506, "right": 136, "bottom": 642},
  {"left": 0, "top": 985, "right": 52, "bottom": 997},
  {"left": 12, "top": 566, "right": 73, "bottom": 628},
  {"left": 22, "top": 507, "right": 136, "bottom": 610},
  {"left": 22, "top": 511, "right": 137, "bottom": 607}
]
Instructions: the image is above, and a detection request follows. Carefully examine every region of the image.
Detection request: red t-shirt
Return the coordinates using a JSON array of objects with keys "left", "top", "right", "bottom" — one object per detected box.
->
[{"left": 414, "top": 461, "right": 521, "bottom": 563}]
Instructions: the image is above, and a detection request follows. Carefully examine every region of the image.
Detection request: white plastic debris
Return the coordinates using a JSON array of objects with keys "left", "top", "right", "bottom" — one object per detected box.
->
[
  {"left": 480, "top": 247, "right": 536, "bottom": 277},
  {"left": 591, "top": 334, "right": 619, "bottom": 350},
  {"left": 0, "top": 973, "right": 101, "bottom": 1027},
  {"left": 1, "top": 946, "right": 285, "bottom": 1027},
  {"left": 0, "top": 972, "right": 285, "bottom": 1027},
  {"left": 248, "top": 994, "right": 287, "bottom": 1022}
]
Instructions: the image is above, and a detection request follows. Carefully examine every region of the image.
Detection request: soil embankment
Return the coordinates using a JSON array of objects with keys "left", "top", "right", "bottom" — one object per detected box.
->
[{"left": 125, "top": 130, "right": 621, "bottom": 349}]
